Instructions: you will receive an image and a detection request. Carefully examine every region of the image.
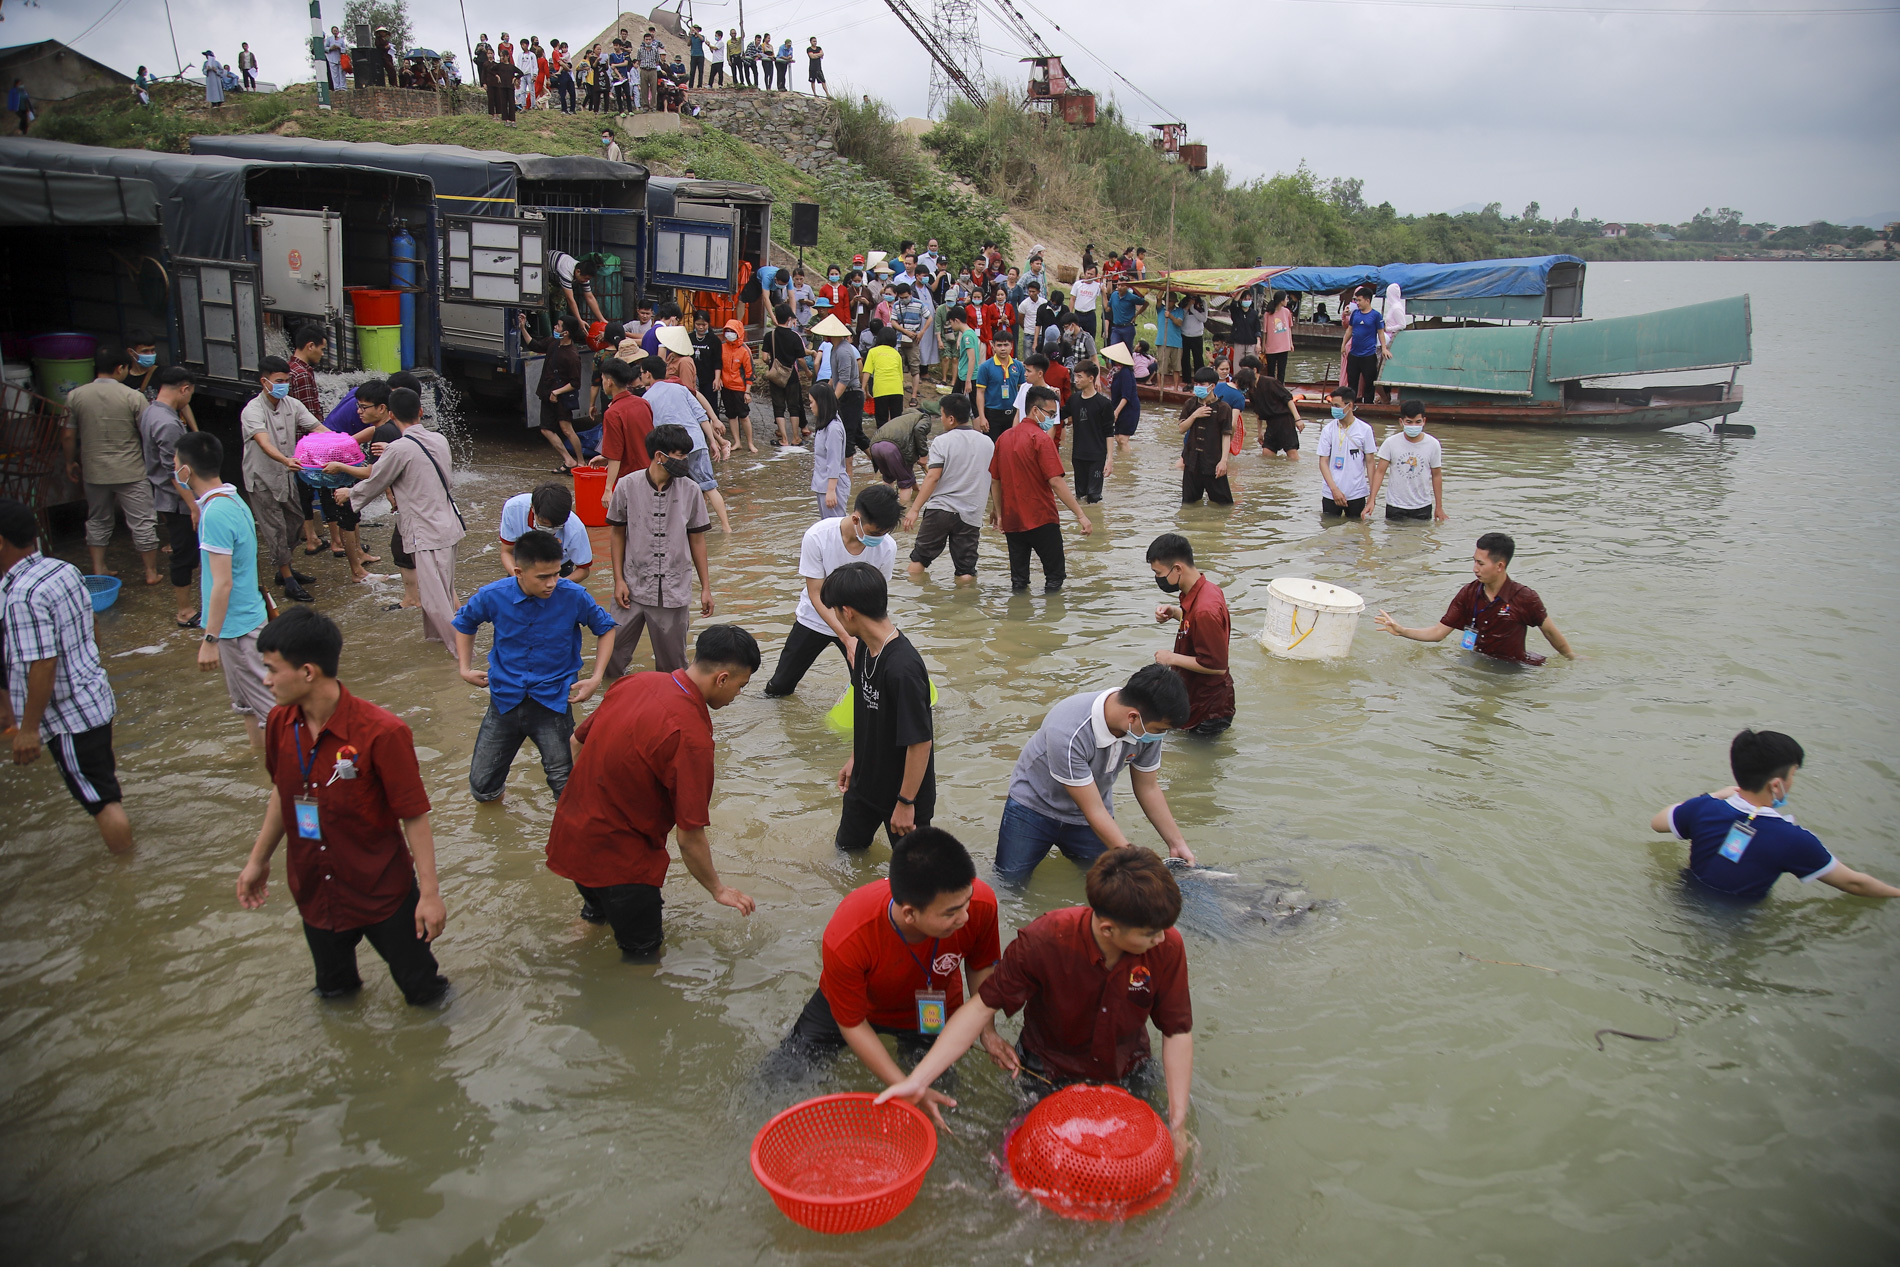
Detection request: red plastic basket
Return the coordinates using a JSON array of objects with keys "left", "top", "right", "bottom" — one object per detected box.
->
[
  {"left": 1006, "top": 1084, "right": 1178, "bottom": 1221},
  {"left": 751, "top": 1093, "right": 938, "bottom": 1234}
]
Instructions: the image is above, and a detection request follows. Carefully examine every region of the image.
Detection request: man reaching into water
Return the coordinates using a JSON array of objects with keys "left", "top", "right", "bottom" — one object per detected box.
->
[{"left": 1376, "top": 532, "right": 1576, "bottom": 665}]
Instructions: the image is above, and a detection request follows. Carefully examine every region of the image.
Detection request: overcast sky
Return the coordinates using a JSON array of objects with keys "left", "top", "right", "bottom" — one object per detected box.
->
[{"left": 22, "top": 0, "right": 1900, "bottom": 225}]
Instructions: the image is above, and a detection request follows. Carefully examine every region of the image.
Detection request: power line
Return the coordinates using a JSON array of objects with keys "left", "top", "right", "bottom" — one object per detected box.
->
[
  {"left": 1011, "top": 0, "right": 1181, "bottom": 124},
  {"left": 65, "top": 0, "right": 132, "bottom": 50}
]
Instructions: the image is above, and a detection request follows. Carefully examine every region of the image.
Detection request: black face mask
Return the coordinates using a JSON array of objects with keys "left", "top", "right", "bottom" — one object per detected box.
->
[
  {"left": 662, "top": 456, "right": 691, "bottom": 479},
  {"left": 1155, "top": 574, "right": 1180, "bottom": 594}
]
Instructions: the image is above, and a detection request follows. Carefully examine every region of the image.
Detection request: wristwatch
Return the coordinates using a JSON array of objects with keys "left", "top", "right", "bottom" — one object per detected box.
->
[
  {"left": 203, "top": 633, "right": 219, "bottom": 644},
  {"left": 895, "top": 793, "right": 915, "bottom": 806}
]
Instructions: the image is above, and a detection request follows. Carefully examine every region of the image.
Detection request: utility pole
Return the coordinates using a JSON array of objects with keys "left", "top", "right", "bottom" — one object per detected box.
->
[{"left": 309, "top": 0, "right": 331, "bottom": 109}]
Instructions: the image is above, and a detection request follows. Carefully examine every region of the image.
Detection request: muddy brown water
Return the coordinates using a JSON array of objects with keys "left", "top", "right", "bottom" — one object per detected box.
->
[{"left": 1, "top": 263, "right": 1895, "bottom": 1263}]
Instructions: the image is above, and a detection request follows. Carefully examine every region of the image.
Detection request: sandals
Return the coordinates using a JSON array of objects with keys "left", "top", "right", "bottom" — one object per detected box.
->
[{"left": 175, "top": 615, "right": 201, "bottom": 629}]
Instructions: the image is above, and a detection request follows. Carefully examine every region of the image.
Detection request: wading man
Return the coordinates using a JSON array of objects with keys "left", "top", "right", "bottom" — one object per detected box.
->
[{"left": 1376, "top": 532, "right": 1576, "bottom": 665}]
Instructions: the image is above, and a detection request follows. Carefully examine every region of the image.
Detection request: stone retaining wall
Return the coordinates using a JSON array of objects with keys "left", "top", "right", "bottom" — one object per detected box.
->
[
  {"left": 334, "top": 86, "right": 485, "bottom": 120},
  {"left": 690, "top": 92, "right": 848, "bottom": 176}
]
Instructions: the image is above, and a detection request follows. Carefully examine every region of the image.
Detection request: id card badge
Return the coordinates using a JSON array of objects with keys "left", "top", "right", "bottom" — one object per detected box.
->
[
  {"left": 1461, "top": 627, "right": 1478, "bottom": 650},
  {"left": 1719, "top": 818, "right": 1756, "bottom": 863},
  {"left": 1332, "top": 454, "right": 1345, "bottom": 470},
  {"left": 915, "top": 989, "right": 947, "bottom": 1035},
  {"left": 293, "top": 796, "right": 322, "bottom": 840}
]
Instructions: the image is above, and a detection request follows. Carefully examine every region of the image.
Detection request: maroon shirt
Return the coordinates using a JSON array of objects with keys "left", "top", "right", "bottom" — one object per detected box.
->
[
  {"left": 1440, "top": 578, "right": 1550, "bottom": 665},
  {"left": 1174, "top": 575, "right": 1234, "bottom": 726},
  {"left": 988, "top": 417, "right": 1065, "bottom": 533},
  {"left": 979, "top": 905, "right": 1192, "bottom": 1082},
  {"left": 264, "top": 684, "right": 432, "bottom": 931},
  {"left": 286, "top": 355, "right": 322, "bottom": 421},
  {"left": 546, "top": 671, "right": 714, "bottom": 889}
]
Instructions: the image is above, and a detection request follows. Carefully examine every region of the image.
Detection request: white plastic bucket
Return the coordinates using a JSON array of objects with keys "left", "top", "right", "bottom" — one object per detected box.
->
[{"left": 1259, "top": 577, "right": 1365, "bottom": 660}]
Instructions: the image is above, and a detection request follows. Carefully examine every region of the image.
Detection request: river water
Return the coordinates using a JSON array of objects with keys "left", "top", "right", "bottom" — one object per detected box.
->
[{"left": 2, "top": 263, "right": 1895, "bottom": 1264}]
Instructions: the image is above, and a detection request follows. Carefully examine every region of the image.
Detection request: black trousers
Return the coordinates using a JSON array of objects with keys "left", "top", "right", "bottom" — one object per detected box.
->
[
  {"left": 1073, "top": 459, "right": 1105, "bottom": 503},
  {"left": 1386, "top": 503, "right": 1433, "bottom": 521},
  {"left": 709, "top": 62, "right": 725, "bottom": 86},
  {"left": 1183, "top": 334, "right": 1205, "bottom": 374},
  {"left": 575, "top": 881, "right": 664, "bottom": 956},
  {"left": 837, "top": 387, "right": 868, "bottom": 452},
  {"left": 1346, "top": 353, "right": 1381, "bottom": 402},
  {"left": 302, "top": 885, "right": 448, "bottom": 1004},
  {"left": 689, "top": 55, "right": 704, "bottom": 87},
  {"left": 1264, "top": 351, "right": 1288, "bottom": 381},
  {"left": 1322, "top": 496, "right": 1367, "bottom": 520},
  {"left": 1005, "top": 522, "right": 1066, "bottom": 591},
  {"left": 1182, "top": 469, "right": 1233, "bottom": 504},
  {"left": 873, "top": 393, "right": 904, "bottom": 425},
  {"left": 780, "top": 987, "right": 934, "bottom": 1064},
  {"left": 836, "top": 786, "right": 933, "bottom": 852},
  {"left": 161, "top": 510, "right": 199, "bottom": 588},
  {"left": 763, "top": 621, "right": 846, "bottom": 697}
]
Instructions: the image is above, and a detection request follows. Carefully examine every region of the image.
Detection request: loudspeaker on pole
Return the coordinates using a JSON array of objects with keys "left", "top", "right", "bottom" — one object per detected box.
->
[{"left": 790, "top": 202, "right": 820, "bottom": 248}]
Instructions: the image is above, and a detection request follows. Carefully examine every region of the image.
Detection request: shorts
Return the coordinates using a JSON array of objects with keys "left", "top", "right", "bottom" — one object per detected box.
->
[
  {"left": 899, "top": 343, "right": 919, "bottom": 374},
  {"left": 685, "top": 448, "right": 718, "bottom": 492},
  {"left": 1114, "top": 411, "right": 1140, "bottom": 437},
  {"left": 218, "top": 628, "right": 277, "bottom": 719},
  {"left": 720, "top": 388, "right": 751, "bottom": 422},
  {"left": 1385, "top": 503, "right": 1433, "bottom": 521},
  {"left": 388, "top": 517, "right": 416, "bottom": 571},
  {"left": 1322, "top": 496, "right": 1367, "bottom": 520},
  {"left": 49, "top": 722, "right": 122, "bottom": 815},
  {"left": 909, "top": 506, "right": 980, "bottom": 577},
  {"left": 867, "top": 440, "right": 913, "bottom": 487}
]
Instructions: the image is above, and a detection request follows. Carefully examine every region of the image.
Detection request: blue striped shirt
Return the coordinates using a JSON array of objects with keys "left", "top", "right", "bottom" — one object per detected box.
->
[{"left": 2, "top": 554, "right": 116, "bottom": 737}]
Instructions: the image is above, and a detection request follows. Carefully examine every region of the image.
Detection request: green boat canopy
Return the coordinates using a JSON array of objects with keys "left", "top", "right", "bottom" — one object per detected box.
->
[
  {"left": 1381, "top": 295, "right": 1753, "bottom": 398},
  {"left": 1381, "top": 323, "right": 1545, "bottom": 397},
  {"left": 1543, "top": 295, "right": 1751, "bottom": 382}
]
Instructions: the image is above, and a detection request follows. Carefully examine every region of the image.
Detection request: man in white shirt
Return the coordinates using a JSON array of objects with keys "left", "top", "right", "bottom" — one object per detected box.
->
[
  {"left": 1315, "top": 387, "right": 1377, "bottom": 522},
  {"left": 763, "top": 485, "right": 903, "bottom": 697},
  {"left": 1069, "top": 267, "right": 1103, "bottom": 338},
  {"left": 1367, "top": 401, "right": 1446, "bottom": 523}
]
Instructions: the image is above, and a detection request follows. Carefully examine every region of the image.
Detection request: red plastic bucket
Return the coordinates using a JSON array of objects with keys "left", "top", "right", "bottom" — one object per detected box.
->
[
  {"left": 347, "top": 288, "right": 402, "bottom": 327},
  {"left": 570, "top": 466, "right": 608, "bottom": 527}
]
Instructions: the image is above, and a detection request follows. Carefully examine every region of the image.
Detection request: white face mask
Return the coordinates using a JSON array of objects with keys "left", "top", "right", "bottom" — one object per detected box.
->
[{"left": 1404, "top": 424, "right": 1423, "bottom": 438}]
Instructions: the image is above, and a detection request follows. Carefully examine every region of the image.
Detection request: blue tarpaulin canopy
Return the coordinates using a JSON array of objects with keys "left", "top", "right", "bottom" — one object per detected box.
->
[{"left": 1257, "top": 255, "right": 1584, "bottom": 299}]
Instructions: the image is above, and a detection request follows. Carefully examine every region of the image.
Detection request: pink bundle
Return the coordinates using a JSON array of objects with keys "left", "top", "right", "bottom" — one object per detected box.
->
[{"left": 296, "top": 429, "right": 367, "bottom": 469}]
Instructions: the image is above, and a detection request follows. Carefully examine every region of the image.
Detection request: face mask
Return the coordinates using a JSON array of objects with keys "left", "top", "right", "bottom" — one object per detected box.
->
[
  {"left": 135, "top": 352, "right": 157, "bottom": 368},
  {"left": 1155, "top": 573, "right": 1180, "bottom": 594},
  {"left": 859, "top": 532, "right": 889, "bottom": 549},
  {"left": 829, "top": 273, "right": 840, "bottom": 282},
  {"left": 269, "top": 381, "right": 290, "bottom": 399},
  {"left": 661, "top": 457, "right": 690, "bottom": 478},
  {"left": 1036, "top": 414, "right": 1055, "bottom": 432},
  {"left": 1330, "top": 406, "right": 1345, "bottom": 420},
  {"left": 1192, "top": 385, "right": 1210, "bottom": 399},
  {"left": 1240, "top": 299, "right": 1252, "bottom": 307},
  {"left": 723, "top": 331, "right": 737, "bottom": 342},
  {"left": 174, "top": 466, "right": 191, "bottom": 488},
  {"left": 1771, "top": 787, "right": 1788, "bottom": 809},
  {"left": 601, "top": 136, "right": 611, "bottom": 145},
  {"left": 1404, "top": 424, "right": 1423, "bottom": 439},
  {"left": 1132, "top": 717, "right": 1164, "bottom": 745}
]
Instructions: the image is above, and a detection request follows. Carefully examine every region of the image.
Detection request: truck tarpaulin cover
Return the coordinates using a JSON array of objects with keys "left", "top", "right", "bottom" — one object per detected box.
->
[
  {"left": 1254, "top": 255, "right": 1585, "bottom": 299},
  {"left": 189, "top": 135, "right": 645, "bottom": 211},
  {"left": 0, "top": 137, "right": 253, "bottom": 258},
  {"left": 0, "top": 165, "right": 162, "bottom": 227}
]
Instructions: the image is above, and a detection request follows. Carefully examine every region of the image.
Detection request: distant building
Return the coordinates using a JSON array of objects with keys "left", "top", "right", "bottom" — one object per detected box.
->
[
  {"left": 1600, "top": 223, "right": 1628, "bottom": 238},
  {"left": 1, "top": 40, "right": 132, "bottom": 132}
]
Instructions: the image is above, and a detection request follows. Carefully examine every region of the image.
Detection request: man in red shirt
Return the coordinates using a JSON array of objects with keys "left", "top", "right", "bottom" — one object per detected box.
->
[
  {"left": 987, "top": 385, "right": 1091, "bottom": 592},
  {"left": 1147, "top": 533, "right": 1234, "bottom": 735},
  {"left": 236, "top": 608, "right": 450, "bottom": 1005},
  {"left": 878, "top": 847, "right": 1194, "bottom": 1157},
  {"left": 544, "top": 624, "right": 760, "bottom": 957},
  {"left": 775, "top": 827, "right": 1010, "bottom": 1125},
  {"left": 1376, "top": 531, "right": 1577, "bottom": 666},
  {"left": 596, "top": 357, "right": 655, "bottom": 513}
]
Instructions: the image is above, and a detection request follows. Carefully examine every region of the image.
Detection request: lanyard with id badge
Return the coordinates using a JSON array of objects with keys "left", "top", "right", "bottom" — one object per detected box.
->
[
  {"left": 291, "top": 726, "right": 359, "bottom": 840},
  {"left": 1463, "top": 589, "right": 1502, "bottom": 651},
  {"left": 888, "top": 905, "right": 946, "bottom": 1034},
  {"left": 1719, "top": 811, "right": 1758, "bottom": 863}
]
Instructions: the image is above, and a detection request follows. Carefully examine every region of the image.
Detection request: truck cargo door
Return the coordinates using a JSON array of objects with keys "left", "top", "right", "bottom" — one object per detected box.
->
[
  {"left": 444, "top": 214, "right": 546, "bottom": 305},
  {"left": 173, "top": 258, "right": 264, "bottom": 384},
  {"left": 254, "top": 207, "right": 343, "bottom": 318},
  {"left": 649, "top": 214, "right": 735, "bottom": 292}
]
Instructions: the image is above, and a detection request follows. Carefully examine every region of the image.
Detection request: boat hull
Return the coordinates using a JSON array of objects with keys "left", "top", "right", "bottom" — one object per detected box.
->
[{"left": 1135, "top": 381, "right": 1744, "bottom": 431}]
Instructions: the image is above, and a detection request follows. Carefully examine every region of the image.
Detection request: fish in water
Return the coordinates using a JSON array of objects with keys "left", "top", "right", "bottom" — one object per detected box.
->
[{"left": 1164, "top": 859, "right": 1330, "bottom": 940}]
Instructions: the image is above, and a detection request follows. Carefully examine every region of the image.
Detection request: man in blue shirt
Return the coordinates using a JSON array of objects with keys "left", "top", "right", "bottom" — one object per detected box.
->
[
  {"left": 972, "top": 336, "right": 1026, "bottom": 435},
  {"left": 498, "top": 483, "right": 593, "bottom": 581},
  {"left": 177, "top": 432, "right": 277, "bottom": 751},
  {"left": 1106, "top": 277, "right": 1148, "bottom": 350},
  {"left": 1344, "top": 284, "right": 1389, "bottom": 406},
  {"left": 322, "top": 378, "right": 389, "bottom": 437},
  {"left": 453, "top": 530, "right": 619, "bottom": 802},
  {"left": 1650, "top": 729, "right": 1899, "bottom": 903}
]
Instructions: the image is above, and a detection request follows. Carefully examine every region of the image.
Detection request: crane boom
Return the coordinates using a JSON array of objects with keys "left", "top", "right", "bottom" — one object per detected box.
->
[
  {"left": 987, "top": 0, "right": 1055, "bottom": 61},
  {"left": 880, "top": 0, "right": 987, "bottom": 110}
]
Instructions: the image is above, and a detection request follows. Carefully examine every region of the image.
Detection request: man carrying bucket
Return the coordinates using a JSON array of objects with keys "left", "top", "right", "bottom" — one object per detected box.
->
[
  {"left": 878, "top": 847, "right": 1196, "bottom": 1160},
  {"left": 775, "top": 827, "right": 1008, "bottom": 1127}
]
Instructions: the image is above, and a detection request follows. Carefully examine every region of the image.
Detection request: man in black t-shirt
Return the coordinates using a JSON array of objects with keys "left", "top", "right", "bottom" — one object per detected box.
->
[
  {"left": 823, "top": 561, "right": 935, "bottom": 851},
  {"left": 1061, "top": 361, "right": 1117, "bottom": 503}
]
